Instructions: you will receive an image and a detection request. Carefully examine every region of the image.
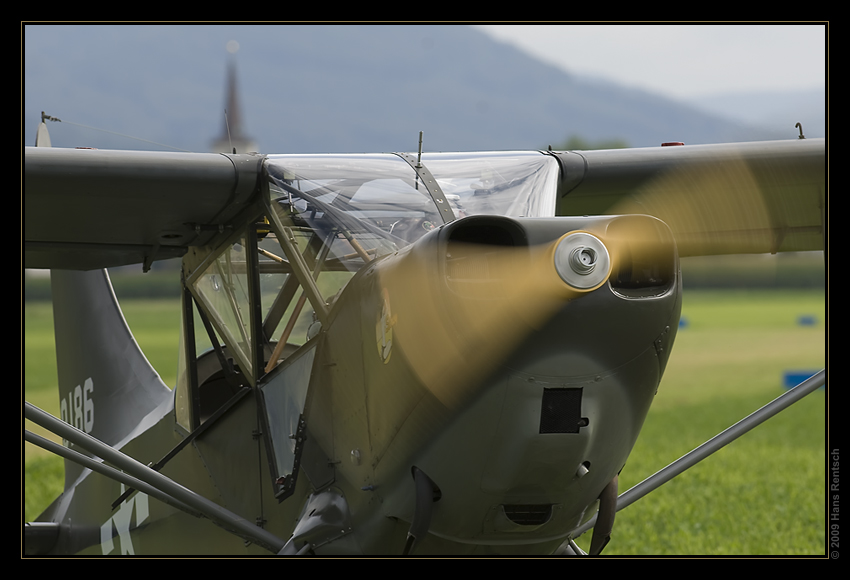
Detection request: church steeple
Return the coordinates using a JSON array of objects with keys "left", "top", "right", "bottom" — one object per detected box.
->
[{"left": 211, "top": 46, "right": 257, "bottom": 154}]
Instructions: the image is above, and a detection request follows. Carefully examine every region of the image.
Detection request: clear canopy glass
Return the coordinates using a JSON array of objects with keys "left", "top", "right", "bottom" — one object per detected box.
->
[
  {"left": 264, "top": 152, "right": 559, "bottom": 261},
  {"left": 422, "top": 152, "right": 559, "bottom": 220}
]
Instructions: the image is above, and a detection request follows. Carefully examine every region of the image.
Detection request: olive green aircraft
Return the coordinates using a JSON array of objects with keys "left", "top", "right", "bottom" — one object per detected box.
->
[{"left": 24, "top": 118, "right": 825, "bottom": 556}]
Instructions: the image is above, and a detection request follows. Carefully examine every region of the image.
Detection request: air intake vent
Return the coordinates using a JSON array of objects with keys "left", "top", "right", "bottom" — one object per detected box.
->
[
  {"left": 444, "top": 217, "right": 528, "bottom": 299},
  {"left": 540, "top": 388, "right": 584, "bottom": 433},
  {"left": 607, "top": 216, "right": 676, "bottom": 298},
  {"left": 503, "top": 504, "right": 553, "bottom": 526}
]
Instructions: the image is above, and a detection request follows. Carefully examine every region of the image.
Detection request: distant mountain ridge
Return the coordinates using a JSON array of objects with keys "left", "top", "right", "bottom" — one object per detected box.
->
[{"left": 24, "top": 25, "right": 819, "bottom": 154}]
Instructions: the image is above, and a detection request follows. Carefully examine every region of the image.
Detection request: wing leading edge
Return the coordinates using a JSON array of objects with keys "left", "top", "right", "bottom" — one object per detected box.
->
[
  {"left": 25, "top": 138, "right": 825, "bottom": 271},
  {"left": 24, "top": 147, "right": 265, "bottom": 270}
]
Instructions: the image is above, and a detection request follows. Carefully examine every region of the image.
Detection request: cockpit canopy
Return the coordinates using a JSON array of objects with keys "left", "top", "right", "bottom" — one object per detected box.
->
[
  {"left": 265, "top": 152, "right": 560, "bottom": 262},
  {"left": 177, "top": 152, "right": 560, "bottom": 432}
]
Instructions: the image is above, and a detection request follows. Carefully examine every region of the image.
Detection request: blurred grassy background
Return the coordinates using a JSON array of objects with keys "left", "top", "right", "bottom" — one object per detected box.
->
[
  {"left": 573, "top": 289, "right": 826, "bottom": 555},
  {"left": 23, "top": 253, "right": 826, "bottom": 554}
]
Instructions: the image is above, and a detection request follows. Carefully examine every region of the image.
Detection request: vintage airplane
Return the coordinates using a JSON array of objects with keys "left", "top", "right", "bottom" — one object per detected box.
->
[{"left": 23, "top": 117, "right": 825, "bottom": 555}]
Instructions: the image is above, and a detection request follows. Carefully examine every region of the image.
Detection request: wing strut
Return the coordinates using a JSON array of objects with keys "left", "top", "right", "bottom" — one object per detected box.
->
[
  {"left": 24, "top": 402, "right": 287, "bottom": 554},
  {"left": 24, "top": 430, "right": 201, "bottom": 518},
  {"left": 571, "top": 369, "right": 825, "bottom": 541}
]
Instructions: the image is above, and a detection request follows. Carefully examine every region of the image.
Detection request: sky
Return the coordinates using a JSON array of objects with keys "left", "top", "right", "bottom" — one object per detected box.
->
[{"left": 473, "top": 24, "right": 826, "bottom": 101}]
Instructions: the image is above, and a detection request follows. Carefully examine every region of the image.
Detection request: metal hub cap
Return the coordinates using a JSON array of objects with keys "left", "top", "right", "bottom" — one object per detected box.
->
[
  {"left": 569, "top": 246, "right": 598, "bottom": 274},
  {"left": 554, "top": 232, "right": 610, "bottom": 290}
]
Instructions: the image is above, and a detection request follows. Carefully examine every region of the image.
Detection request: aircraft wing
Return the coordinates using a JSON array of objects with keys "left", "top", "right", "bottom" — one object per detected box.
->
[
  {"left": 551, "top": 138, "right": 825, "bottom": 256},
  {"left": 24, "top": 147, "right": 265, "bottom": 270},
  {"left": 25, "top": 138, "right": 825, "bottom": 271}
]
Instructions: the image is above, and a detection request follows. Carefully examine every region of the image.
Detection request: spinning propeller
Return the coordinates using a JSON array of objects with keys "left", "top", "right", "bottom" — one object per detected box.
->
[{"left": 375, "top": 213, "right": 675, "bottom": 410}]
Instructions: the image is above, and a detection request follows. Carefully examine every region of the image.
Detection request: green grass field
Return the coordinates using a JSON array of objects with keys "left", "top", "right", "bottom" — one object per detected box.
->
[
  {"left": 574, "top": 290, "right": 827, "bottom": 555},
  {"left": 23, "top": 289, "right": 827, "bottom": 555}
]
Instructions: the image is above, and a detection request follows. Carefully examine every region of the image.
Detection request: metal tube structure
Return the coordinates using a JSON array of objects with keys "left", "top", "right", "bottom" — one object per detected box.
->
[
  {"left": 25, "top": 430, "right": 201, "bottom": 518},
  {"left": 25, "top": 402, "right": 287, "bottom": 554},
  {"left": 572, "top": 369, "right": 826, "bottom": 539}
]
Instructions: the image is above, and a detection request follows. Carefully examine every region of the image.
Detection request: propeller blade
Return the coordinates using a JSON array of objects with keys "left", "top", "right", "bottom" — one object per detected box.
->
[
  {"left": 374, "top": 218, "right": 662, "bottom": 410},
  {"left": 559, "top": 140, "right": 825, "bottom": 257},
  {"left": 613, "top": 153, "right": 775, "bottom": 256}
]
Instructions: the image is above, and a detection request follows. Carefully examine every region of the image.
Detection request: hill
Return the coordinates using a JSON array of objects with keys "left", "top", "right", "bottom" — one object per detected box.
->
[{"left": 24, "top": 24, "right": 802, "bottom": 154}]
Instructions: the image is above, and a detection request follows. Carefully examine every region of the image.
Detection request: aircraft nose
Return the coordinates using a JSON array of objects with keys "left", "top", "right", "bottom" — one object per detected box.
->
[
  {"left": 365, "top": 215, "right": 679, "bottom": 549},
  {"left": 375, "top": 215, "right": 626, "bottom": 411}
]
